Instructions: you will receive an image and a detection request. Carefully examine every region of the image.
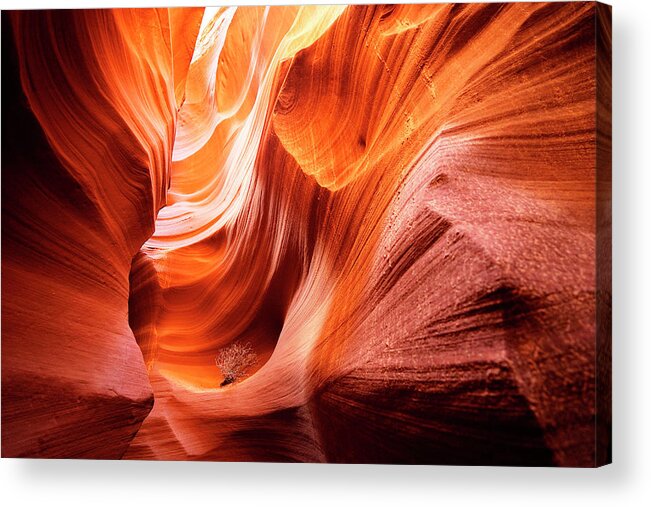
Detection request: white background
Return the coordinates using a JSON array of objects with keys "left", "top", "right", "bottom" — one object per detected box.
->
[{"left": 1, "top": 0, "right": 649, "bottom": 505}]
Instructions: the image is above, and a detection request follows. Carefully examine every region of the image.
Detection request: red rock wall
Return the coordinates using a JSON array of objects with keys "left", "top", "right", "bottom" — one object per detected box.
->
[
  {"left": 1, "top": 9, "right": 198, "bottom": 458},
  {"left": 2, "top": 3, "right": 611, "bottom": 465}
]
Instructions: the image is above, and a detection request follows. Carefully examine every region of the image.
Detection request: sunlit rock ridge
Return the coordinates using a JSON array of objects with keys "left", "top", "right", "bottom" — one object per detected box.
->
[{"left": 1, "top": 3, "right": 611, "bottom": 465}]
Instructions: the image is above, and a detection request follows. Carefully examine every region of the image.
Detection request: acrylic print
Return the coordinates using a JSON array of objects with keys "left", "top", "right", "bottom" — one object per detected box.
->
[{"left": 1, "top": 2, "right": 611, "bottom": 466}]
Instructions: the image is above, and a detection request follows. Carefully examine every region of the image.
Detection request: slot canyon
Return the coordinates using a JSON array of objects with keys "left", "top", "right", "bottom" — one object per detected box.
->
[{"left": 1, "top": 3, "right": 610, "bottom": 465}]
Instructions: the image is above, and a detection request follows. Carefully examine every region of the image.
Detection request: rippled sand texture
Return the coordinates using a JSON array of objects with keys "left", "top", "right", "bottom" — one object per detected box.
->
[{"left": 2, "top": 3, "right": 611, "bottom": 465}]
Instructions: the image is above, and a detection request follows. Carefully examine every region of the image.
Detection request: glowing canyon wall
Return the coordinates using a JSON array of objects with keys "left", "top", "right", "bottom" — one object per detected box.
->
[{"left": 1, "top": 3, "right": 611, "bottom": 465}]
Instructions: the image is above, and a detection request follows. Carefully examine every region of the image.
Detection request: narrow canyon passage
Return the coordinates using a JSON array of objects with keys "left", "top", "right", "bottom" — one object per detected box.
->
[{"left": 2, "top": 4, "right": 610, "bottom": 465}]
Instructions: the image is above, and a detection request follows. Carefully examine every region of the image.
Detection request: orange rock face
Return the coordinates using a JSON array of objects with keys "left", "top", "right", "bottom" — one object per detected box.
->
[{"left": 2, "top": 3, "right": 611, "bottom": 465}]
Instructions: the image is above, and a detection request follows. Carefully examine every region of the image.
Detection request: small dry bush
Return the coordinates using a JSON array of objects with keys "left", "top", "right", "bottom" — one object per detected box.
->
[{"left": 215, "top": 342, "right": 257, "bottom": 387}]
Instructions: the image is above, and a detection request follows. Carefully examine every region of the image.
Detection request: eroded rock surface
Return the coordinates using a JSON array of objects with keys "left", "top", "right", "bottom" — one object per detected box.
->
[{"left": 2, "top": 4, "right": 610, "bottom": 465}]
